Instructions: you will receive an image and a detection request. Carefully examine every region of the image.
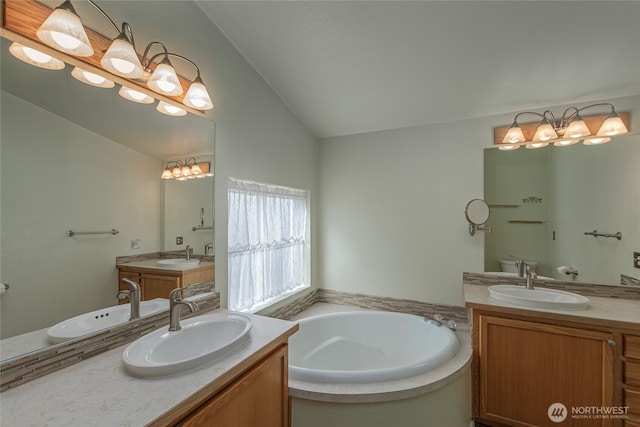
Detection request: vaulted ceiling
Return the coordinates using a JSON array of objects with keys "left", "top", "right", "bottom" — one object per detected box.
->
[{"left": 197, "top": 1, "right": 640, "bottom": 139}]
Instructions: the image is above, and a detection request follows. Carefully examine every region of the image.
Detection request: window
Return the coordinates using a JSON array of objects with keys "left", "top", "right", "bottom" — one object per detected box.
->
[{"left": 228, "top": 178, "right": 310, "bottom": 312}]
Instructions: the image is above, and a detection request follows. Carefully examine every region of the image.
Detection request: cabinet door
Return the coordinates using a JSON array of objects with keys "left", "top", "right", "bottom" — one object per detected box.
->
[
  {"left": 476, "top": 315, "right": 615, "bottom": 427},
  {"left": 179, "top": 345, "right": 289, "bottom": 427},
  {"left": 141, "top": 274, "right": 180, "bottom": 300}
]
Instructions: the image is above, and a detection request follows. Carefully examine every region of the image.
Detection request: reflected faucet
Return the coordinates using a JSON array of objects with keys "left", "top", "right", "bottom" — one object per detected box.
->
[
  {"left": 169, "top": 288, "right": 199, "bottom": 331},
  {"left": 515, "top": 258, "right": 525, "bottom": 278},
  {"left": 118, "top": 278, "right": 141, "bottom": 321},
  {"left": 185, "top": 245, "right": 191, "bottom": 261},
  {"left": 525, "top": 264, "right": 537, "bottom": 290}
]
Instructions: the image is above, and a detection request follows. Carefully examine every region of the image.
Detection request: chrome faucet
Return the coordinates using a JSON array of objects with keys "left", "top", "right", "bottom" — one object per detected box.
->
[
  {"left": 515, "top": 258, "right": 525, "bottom": 277},
  {"left": 118, "top": 277, "right": 141, "bottom": 321},
  {"left": 185, "top": 245, "right": 191, "bottom": 261},
  {"left": 169, "top": 288, "right": 199, "bottom": 331},
  {"left": 525, "top": 264, "right": 537, "bottom": 290}
]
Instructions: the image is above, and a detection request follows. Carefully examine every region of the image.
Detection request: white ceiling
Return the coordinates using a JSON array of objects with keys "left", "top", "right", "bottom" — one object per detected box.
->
[{"left": 197, "top": 1, "right": 640, "bottom": 139}]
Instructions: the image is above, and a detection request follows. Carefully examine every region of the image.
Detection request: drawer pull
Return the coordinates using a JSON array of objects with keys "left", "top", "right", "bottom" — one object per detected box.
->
[{"left": 607, "top": 339, "right": 616, "bottom": 346}]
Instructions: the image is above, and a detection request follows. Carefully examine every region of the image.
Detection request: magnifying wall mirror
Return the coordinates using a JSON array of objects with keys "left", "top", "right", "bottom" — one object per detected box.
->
[{"left": 465, "top": 199, "right": 492, "bottom": 236}]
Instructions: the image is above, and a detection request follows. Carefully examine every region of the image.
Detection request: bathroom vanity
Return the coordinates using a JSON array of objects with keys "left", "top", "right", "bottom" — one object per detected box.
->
[
  {"left": 117, "top": 259, "right": 214, "bottom": 301},
  {"left": 464, "top": 284, "right": 640, "bottom": 427},
  {"left": 0, "top": 309, "right": 298, "bottom": 426}
]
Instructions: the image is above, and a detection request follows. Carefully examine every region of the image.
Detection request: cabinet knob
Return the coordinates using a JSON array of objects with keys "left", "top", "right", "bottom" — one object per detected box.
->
[{"left": 607, "top": 339, "right": 616, "bottom": 346}]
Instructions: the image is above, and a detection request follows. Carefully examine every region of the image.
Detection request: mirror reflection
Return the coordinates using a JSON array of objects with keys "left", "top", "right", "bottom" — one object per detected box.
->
[
  {"left": 483, "top": 136, "right": 639, "bottom": 285},
  {"left": 0, "top": 37, "right": 215, "bottom": 360}
]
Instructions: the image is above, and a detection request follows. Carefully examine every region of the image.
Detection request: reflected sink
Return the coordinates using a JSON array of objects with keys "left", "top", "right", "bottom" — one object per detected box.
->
[
  {"left": 156, "top": 258, "right": 201, "bottom": 269},
  {"left": 122, "top": 312, "right": 253, "bottom": 377},
  {"left": 46, "top": 299, "right": 169, "bottom": 344},
  {"left": 488, "top": 285, "right": 589, "bottom": 311}
]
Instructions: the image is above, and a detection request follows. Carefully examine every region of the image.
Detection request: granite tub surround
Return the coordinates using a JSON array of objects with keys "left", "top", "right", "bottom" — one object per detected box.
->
[
  {"left": 0, "top": 292, "right": 221, "bottom": 391},
  {"left": 287, "top": 303, "right": 472, "bottom": 403},
  {"left": 267, "top": 288, "right": 469, "bottom": 325},
  {"left": 0, "top": 310, "right": 298, "bottom": 426}
]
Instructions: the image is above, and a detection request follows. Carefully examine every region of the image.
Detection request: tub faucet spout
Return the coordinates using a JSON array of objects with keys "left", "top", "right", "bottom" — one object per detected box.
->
[{"left": 169, "top": 288, "right": 199, "bottom": 331}]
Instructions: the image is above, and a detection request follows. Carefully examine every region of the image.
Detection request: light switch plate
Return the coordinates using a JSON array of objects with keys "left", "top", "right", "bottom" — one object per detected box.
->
[
  {"left": 176, "top": 236, "right": 183, "bottom": 245},
  {"left": 131, "top": 239, "right": 141, "bottom": 249},
  {"left": 634, "top": 251, "right": 640, "bottom": 269}
]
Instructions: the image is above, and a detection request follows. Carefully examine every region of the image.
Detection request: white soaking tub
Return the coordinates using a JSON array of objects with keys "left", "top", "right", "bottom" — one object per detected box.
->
[{"left": 289, "top": 310, "right": 460, "bottom": 384}]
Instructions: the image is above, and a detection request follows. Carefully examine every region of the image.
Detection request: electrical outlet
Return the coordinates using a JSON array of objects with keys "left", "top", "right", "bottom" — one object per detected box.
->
[
  {"left": 634, "top": 251, "right": 640, "bottom": 269},
  {"left": 131, "top": 239, "right": 141, "bottom": 249},
  {"left": 176, "top": 236, "right": 183, "bottom": 245}
]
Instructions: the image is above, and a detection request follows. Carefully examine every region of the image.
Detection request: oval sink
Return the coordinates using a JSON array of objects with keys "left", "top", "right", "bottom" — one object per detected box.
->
[
  {"left": 122, "top": 312, "right": 253, "bottom": 377},
  {"left": 488, "top": 285, "right": 589, "bottom": 311},
  {"left": 46, "top": 299, "right": 169, "bottom": 344},
  {"left": 156, "top": 258, "right": 201, "bottom": 269}
]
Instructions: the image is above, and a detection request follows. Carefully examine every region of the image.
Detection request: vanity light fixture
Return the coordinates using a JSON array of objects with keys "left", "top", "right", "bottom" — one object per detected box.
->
[
  {"left": 70, "top": 66, "right": 115, "bottom": 88},
  {"left": 161, "top": 158, "right": 212, "bottom": 180},
  {"left": 4, "top": 0, "right": 214, "bottom": 117},
  {"left": 495, "top": 103, "right": 630, "bottom": 150},
  {"left": 8, "top": 42, "right": 65, "bottom": 70}
]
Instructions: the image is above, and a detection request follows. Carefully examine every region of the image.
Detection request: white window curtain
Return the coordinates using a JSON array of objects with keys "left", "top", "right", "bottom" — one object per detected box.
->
[{"left": 228, "top": 178, "right": 310, "bottom": 312}]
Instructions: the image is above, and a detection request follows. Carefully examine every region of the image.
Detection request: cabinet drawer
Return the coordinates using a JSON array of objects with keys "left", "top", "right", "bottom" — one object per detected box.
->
[
  {"left": 627, "top": 362, "right": 640, "bottom": 387},
  {"left": 627, "top": 389, "right": 640, "bottom": 415},
  {"left": 626, "top": 335, "right": 640, "bottom": 359}
]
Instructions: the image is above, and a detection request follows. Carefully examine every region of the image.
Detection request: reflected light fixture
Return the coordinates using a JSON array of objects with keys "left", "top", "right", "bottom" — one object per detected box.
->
[
  {"left": 71, "top": 66, "right": 115, "bottom": 88},
  {"left": 36, "top": 0, "right": 93, "bottom": 56},
  {"left": 5, "top": 0, "right": 215, "bottom": 117},
  {"left": 118, "top": 86, "right": 154, "bottom": 104},
  {"left": 8, "top": 42, "right": 65, "bottom": 70},
  {"left": 161, "top": 158, "right": 212, "bottom": 180},
  {"left": 157, "top": 101, "right": 186, "bottom": 117},
  {"left": 496, "top": 103, "right": 629, "bottom": 150}
]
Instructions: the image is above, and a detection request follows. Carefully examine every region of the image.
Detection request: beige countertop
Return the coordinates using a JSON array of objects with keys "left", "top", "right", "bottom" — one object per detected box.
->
[
  {"left": 0, "top": 309, "right": 298, "bottom": 426},
  {"left": 464, "top": 283, "right": 640, "bottom": 331},
  {"left": 117, "top": 258, "right": 214, "bottom": 272}
]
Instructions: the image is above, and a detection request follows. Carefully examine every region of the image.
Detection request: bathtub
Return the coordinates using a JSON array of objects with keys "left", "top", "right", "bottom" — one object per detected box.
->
[{"left": 289, "top": 310, "right": 460, "bottom": 384}]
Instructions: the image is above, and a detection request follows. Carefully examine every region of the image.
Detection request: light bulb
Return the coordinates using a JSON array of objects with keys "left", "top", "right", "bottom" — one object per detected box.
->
[
  {"left": 71, "top": 67, "right": 115, "bottom": 88},
  {"left": 36, "top": 2, "right": 93, "bottom": 57},
  {"left": 148, "top": 62, "right": 183, "bottom": 96},
  {"left": 597, "top": 115, "right": 628, "bottom": 136},
  {"left": 118, "top": 86, "right": 155, "bottom": 104},
  {"left": 8, "top": 42, "right": 65, "bottom": 70},
  {"left": 157, "top": 101, "right": 187, "bottom": 117},
  {"left": 101, "top": 38, "right": 144, "bottom": 78}
]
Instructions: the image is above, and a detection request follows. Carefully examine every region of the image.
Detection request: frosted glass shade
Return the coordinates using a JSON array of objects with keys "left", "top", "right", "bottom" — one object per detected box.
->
[
  {"left": 157, "top": 101, "right": 186, "bottom": 116},
  {"left": 553, "top": 139, "right": 579, "bottom": 147},
  {"left": 71, "top": 67, "right": 114, "bottom": 88},
  {"left": 191, "top": 163, "right": 203, "bottom": 175},
  {"left": 502, "top": 125, "right": 526, "bottom": 144},
  {"left": 9, "top": 42, "right": 65, "bottom": 70},
  {"left": 36, "top": 3, "right": 93, "bottom": 57},
  {"left": 597, "top": 116, "right": 628, "bottom": 136},
  {"left": 532, "top": 122, "right": 558, "bottom": 142},
  {"left": 498, "top": 144, "right": 520, "bottom": 151},
  {"left": 184, "top": 81, "right": 213, "bottom": 110},
  {"left": 101, "top": 39, "right": 143, "bottom": 78},
  {"left": 161, "top": 168, "right": 173, "bottom": 180},
  {"left": 148, "top": 63, "right": 183, "bottom": 96},
  {"left": 564, "top": 118, "right": 591, "bottom": 139},
  {"left": 119, "top": 86, "right": 154, "bottom": 104},
  {"left": 525, "top": 141, "right": 549, "bottom": 149},
  {"left": 583, "top": 137, "right": 611, "bottom": 146}
]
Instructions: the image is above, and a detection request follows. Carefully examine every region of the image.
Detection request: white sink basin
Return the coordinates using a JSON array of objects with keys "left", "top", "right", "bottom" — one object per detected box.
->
[
  {"left": 46, "top": 299, "right": 169, "bottom": 344},
  {"left": 122, "top": 312, "right": 253, "bottom": 377},
  {"left": 156, "top": 258, "right": 201, "bottom": 269},
  {"left": 488, "top": 285, "right": 589, "bottom": 311}
]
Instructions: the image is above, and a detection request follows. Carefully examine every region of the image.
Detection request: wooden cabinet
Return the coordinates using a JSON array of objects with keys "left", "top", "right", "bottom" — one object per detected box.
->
[
  {"left": 472, "top": 311, "right": 616, "bottom": 427},
  {"left": 117, "top": 263, "right": 214, "bottom": 302},
  {"left": 178, "top": 345, "right": 289, "bottom": 427},
  {"left": 625, "top": 335, "right": 640, "bottom": 426}
]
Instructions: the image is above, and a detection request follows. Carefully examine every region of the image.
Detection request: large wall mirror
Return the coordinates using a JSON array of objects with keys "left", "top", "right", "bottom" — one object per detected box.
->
[
  {"left": 483, "top": 135, "right": 639, "bottom": 286},
  {"left": 0, "top": 36, "right": 215, "bottom": 361}
]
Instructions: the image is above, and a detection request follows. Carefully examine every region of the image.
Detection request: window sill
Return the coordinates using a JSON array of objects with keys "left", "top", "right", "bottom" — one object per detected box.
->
[{"left": 239, "top": 284, "right": 310, "bottom": 314}]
